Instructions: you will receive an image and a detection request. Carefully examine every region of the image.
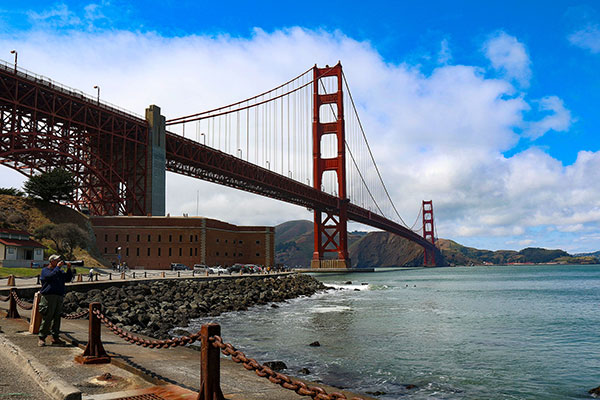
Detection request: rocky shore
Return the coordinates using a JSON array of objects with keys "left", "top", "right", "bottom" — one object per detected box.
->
[{"left": 63, "top": 274, "right": 327, "bottom": 339}]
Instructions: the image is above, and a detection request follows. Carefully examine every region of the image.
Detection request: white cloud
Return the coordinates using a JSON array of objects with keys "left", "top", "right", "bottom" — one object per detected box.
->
[
  {"left": 438, "top": 38, "right": 452, "bottom": 64},
  {"left": 483, "top": 31, "right": 531, "bottom": 87},
  {"left": 27, "top": 4, "right": 82, "bottom": 28},
  {"left": 568, "top": 24, "right": 600, "bottom": 53},
  {"left": 524, "top": 96, "right": 573, "bottom": 139},
  {"left": 519, "top": 239, "right": 534, "bottom": 246},
  {"left": 0, "top": 24, "right": 594, "bottom": 251}
]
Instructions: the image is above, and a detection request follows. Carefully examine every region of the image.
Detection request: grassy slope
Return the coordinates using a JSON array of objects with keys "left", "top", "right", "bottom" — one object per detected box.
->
[{"left": 0, "top": 194, "right": 107, "bottom": 271}]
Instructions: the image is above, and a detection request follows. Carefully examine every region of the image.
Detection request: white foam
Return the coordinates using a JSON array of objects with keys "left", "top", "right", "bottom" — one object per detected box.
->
[
  {"left": 309, "top": 305, "right": 353, "bottom": 313},
  {"left": 325, "top": 283, "right": 370, "bottom": 291}
]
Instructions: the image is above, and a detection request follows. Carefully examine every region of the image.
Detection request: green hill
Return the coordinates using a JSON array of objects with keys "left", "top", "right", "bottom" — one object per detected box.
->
[
  {"left": 0, "top": 194, "right": 106, "bottom": 267},
  {"left": 275, "top": 220, "right": 599, "bottom": 267}
]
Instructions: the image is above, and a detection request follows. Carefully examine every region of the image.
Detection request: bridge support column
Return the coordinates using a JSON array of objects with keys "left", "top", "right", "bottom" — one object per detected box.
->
[
  {"left": 145, "top": 105, "right": 166, "bottom": 216},
  {"left": 311, "top": 63, "right": 350, "bottom": 269},
  {"left": 422, "top": 200, "right": 436, "bottom": 266}
]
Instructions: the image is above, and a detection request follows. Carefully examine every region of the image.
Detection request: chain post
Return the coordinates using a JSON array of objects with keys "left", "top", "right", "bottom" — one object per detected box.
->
[
  {"left": 7, "top": 289, "right": 20, "bottom": 318},
  {"left": 75, "top": 302, "right": 110, "bottom": 364},
  {"left": 120, "top": 272, "right": 125, "bottom": 280},
  {"left": 144, "top": 272, "right": 147, "bottom": 278},
  {"left": 178, "top": 271, "right": 181, "bottom": 278},
  {"left": 133, "top": 272, "right": 136, "bottom": 279},
  {"left": 6, "top": 275, "right": 15, "bottom": 286},
  {"left": 197, "top": 323, "right": 225, "bottom": 400},
  {"left": 109, "top": 273, "right": 112, "bottom": 280},
  {"left": 36, "top": 274, "right": 40, "bottom": 285}
]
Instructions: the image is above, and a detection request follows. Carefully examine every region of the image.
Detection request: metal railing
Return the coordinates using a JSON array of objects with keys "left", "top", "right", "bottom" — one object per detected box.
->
[{"left": 0, "top": 58, "right": 145, "bottom": 121}]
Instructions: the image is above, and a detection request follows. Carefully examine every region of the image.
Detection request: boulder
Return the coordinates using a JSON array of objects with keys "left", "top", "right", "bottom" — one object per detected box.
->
[{"left": 264, "top": 361, "right": 287, "bottom": 371}]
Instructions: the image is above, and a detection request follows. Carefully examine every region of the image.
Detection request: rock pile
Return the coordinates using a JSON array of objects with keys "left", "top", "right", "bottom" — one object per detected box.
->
[{"left": 63, "top": 274, "right": 326, "bottom": 339}]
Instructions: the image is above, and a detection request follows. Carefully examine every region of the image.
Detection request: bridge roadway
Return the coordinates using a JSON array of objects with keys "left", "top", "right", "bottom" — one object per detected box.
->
[
  {"left": 0, "top": 59, "right": 436, "bottom": 253},
  {"left": 165, "top": 132, "right": 436, "bottom": 250}
]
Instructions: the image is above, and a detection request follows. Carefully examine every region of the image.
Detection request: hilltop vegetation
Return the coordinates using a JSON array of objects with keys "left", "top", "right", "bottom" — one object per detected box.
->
[
  {"left": 275, "top": 220, "right": 599, "bottom": 267},
  {"left": 0, "top": 194, "right": 106, "bottom": 267}
]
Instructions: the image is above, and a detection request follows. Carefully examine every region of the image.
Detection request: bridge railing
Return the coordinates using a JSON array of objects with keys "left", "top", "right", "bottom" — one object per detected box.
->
[{"left": 0, "top": 58, "right": 145, "bottom": 121}]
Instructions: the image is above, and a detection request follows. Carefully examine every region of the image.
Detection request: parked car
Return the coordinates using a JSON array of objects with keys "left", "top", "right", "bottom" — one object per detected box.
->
[
  {"left": 171, "top": 263, "right": 190, "bottom": 271},
  {"left": 210, "top": 266, "right": 229, "bottom": 274},
  {"left": 193, "top": 264, "right": 209, "bottom": 271}
]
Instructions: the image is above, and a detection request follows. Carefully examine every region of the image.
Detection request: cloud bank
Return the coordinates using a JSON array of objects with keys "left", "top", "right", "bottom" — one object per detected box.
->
[{"left": 0, "top": 17, "right": 597, "bottom": 252}]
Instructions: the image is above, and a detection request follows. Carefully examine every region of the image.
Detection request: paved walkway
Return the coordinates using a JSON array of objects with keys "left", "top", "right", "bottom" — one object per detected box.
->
[{"left": 0, "top": 297, "right": 374, "bottom": 400}]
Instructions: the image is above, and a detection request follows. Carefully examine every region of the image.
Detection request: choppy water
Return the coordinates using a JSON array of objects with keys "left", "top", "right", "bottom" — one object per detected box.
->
[{"left": 186, "top": 265, "right": 600, "bottom": 399}]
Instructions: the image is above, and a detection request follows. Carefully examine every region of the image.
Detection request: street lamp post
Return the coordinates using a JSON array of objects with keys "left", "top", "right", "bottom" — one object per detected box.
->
[
  {"left": 10, "top": 50, "right": 17, "bottom": 72},
  {"left": 93, "top": 85, "right": 100, "bottom": 105}
]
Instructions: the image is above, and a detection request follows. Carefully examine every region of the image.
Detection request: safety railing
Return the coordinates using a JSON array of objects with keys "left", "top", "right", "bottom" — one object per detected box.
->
[
  {"left": 79, "top": 301, "right": 366, "bottom": 400},
  {"left": 0, "top": 58, "right": 145, "bottom": 121},
  {"left": 0, "top": 293, "right": 368, "bottom": 399}
]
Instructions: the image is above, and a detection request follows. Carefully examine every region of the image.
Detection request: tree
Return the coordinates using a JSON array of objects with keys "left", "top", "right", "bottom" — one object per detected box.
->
[
  {"left": 34, "top": 223, "right": 88, "bottom": 259},
  {"left": 23, "top": 168, "right": 77, "bottom": 203},
  {"left": 0, "top": 187, "right": 24, "bottom": 196}
]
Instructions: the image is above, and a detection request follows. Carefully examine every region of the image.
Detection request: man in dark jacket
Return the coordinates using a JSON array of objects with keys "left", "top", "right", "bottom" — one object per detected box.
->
[{"left": 38, "top": 254, "right": 74, "bottom": 346}]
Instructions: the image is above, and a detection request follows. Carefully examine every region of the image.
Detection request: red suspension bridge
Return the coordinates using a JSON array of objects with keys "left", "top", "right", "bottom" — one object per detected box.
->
[{"left": 0, "top": 60, "right": 441, "bottom": 267}]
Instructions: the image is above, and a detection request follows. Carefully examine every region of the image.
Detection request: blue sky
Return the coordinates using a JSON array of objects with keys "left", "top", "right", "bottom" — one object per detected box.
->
[{"left": 1, "top": 1, "right": 600, "bottom": 253}]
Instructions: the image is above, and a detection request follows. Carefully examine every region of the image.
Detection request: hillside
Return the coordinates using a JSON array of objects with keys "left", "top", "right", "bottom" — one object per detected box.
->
[
  {"left": 275, "top": 220, "right": 429, "bottom": 267},
  {"left": 0, "top": 194, "right": 106, "bottom": 267},
  {"left": 275, "top": 220, "right": 599, "bottom": 267}
]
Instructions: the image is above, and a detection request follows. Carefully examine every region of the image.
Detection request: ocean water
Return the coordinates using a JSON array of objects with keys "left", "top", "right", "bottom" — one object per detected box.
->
[{"left": 186, "top": 265, "right": 600, "bottom": 399}]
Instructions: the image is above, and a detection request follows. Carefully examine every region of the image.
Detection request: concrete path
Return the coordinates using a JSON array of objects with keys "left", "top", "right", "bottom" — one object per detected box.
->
[{"left": 0, "top": 300, "right": 374, "bottom": 400}]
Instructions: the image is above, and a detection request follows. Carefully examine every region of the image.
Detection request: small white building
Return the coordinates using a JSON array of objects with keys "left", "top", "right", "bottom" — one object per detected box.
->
[{"left": 0, "top": 228, "right": 45, "bottom": 268}]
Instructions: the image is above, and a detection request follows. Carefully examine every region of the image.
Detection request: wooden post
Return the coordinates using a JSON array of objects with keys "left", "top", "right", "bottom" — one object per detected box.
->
[
  {"left": 76, "top": 274, "right": 83, "bottom": 282},
  {"left": 74, "top": 302, "right": 110, "bottom": 364},
  {"left": 28, "top": 292, "right": 42, "bottom": 334},
  {"left": 120, "top": 272, "right": 125, "bottom": 280},
  {"left": 161, "top": 272, "right": 166, "bottom": 278},
  {"left": 7, "top": 289, "right": 20, "bottom": 319},
  {"left": 6, "top": 275, "right": 15, "bottom": 286},
  {"left": 197, "top": 323, "right": 225, "bottom": 400}
]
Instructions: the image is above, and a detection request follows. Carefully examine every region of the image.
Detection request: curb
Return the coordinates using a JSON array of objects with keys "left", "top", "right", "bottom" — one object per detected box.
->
[{"left": 0, "top": 333, "right": 81, "bottom": 400}]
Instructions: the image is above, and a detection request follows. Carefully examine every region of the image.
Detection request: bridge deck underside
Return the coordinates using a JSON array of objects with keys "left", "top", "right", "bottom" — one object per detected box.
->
[{"left": 0, "top": 66, "right": 149, "bottom": 215}]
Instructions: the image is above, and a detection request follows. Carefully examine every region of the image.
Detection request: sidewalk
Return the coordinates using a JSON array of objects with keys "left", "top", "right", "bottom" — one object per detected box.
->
[{"left": 0, "top": 303, "right": 374, "bottom": 400}]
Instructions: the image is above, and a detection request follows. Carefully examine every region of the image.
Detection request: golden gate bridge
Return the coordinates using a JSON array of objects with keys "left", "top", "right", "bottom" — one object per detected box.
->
[{"left": 0, "top": 60, "right": 440, "bottom": 267}]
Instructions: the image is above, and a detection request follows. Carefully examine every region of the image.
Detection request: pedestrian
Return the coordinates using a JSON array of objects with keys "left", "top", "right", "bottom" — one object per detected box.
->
[
  {"left": 38, "top": 254, "right": 74, "bottom": 347},
  {"left": 88, "top": 268, "right": 94, "bottom": 282}
]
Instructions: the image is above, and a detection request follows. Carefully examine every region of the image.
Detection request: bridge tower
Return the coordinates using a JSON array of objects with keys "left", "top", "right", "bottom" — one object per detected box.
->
[
  {"left": 311, "top": 63, "right": 350, "bottom": 269},
  {"left": 422, "top": 200, "right": 436, "bottom": 266}
]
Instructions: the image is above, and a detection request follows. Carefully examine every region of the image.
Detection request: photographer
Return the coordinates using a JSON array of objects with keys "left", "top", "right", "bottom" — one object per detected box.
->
[{"left": 38, "top": 254, "right": 75, "bottom": 347}]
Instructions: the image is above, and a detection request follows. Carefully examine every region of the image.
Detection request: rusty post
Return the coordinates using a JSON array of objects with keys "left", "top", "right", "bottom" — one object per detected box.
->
[
  {"left": 36, "top": 274, "right": 40, "bottom": 285},
  {"left": 109, "top": 273, "right": 112, "bottom": 280},
  {"left": 6, "top": 289, "right": 20, "bottom": 318},
  {"left": 178, "top": 271, "right": 180, "bottom": 278},
  {"left": 75, "top": 302, "right": 110, "bottom": 364},
  {"left": 133, "top": 272, "right": 136, "bottom": 279},
  {"left": 6, "top": 275, "right": 15, "bottom": 286},
  {"left": 144, "top": 272, "right": 147, "bottom": 278},
  {"left": 120, "top": 272, "right": 125, "bottom": 280},
  {"left": 161, "top": 271, "right": 166, "bottom": 278},
  {"left": 95, "top": 273, "right": 98, "bottom": 281},
  {"left": 28, "top": 292, "right": 41, "bottom": 334},
  {"left": 76, "top": 274, "right": 82, "bottom": 282},
  {"left": 197, "top": 323, "right": 225, "bottom": 400}
]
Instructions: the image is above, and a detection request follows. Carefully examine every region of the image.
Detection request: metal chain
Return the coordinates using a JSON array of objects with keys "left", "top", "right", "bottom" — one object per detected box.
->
[
  {"left": 92, "top": 308, "right": 201, "bottom": 348},
  {"left": 211, "top": 336, "right": 366, "bottom": 400},
  {"left": 0, "top": 294, "right": 9, "bottom": 302},
  {"left": 11, "top": 290, "right": 33, "bottom": 310},
  {"left": 62, "top": 309, "right": 89, "bottom": 319}
]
